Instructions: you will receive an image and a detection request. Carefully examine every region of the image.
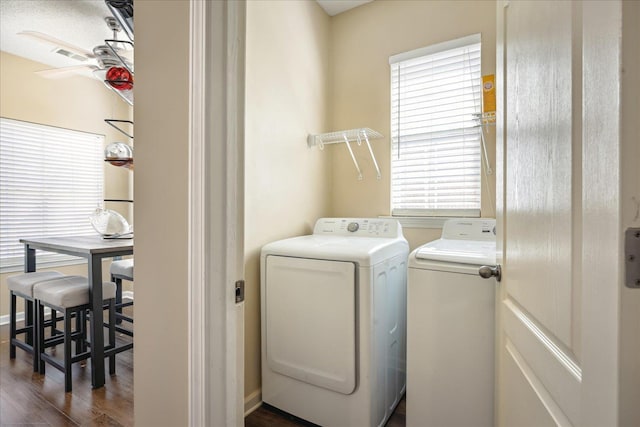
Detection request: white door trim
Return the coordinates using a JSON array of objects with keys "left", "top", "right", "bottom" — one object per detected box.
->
[
  {"left": 188, "top": 0, "right": 206, "bottom": 424},
  {"left": 580, "top": 2, "right": 622, "bottom": 424},
  {"left": 188, "top": 1, "right": 246, "bottom": 426}
]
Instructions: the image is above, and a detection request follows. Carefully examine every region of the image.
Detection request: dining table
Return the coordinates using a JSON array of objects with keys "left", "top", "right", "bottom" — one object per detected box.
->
[{"left": 20, "top": 235, "right": 134, "bottom": 389}]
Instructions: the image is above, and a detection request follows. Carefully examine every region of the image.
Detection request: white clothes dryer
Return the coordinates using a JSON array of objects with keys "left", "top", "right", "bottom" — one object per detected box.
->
[
  {"left": 261, "top": 218, "right": 409, "bottom": 427},
  {"left": 407, "top": 218, "right": 497, "bottom": 427}
]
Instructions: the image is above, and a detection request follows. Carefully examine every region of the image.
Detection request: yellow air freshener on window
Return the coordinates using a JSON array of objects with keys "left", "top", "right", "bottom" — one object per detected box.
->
[{"left": 482, "top": 74, "right": 496, "bottom": 113}]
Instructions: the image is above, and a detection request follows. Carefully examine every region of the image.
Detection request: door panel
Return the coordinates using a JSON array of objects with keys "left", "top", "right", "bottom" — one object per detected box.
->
[
  {"left": 500, "top": 1, "right": 580, "bottom": 424},
  {"left": 504, "top": 0, "right": 574, "bottom": 350},
  {"left": 501, "top": 344, "right": 565, "bottom": 427},
  {"left": 503, "top": 300, "right": 580, "bottom": 423},
  {"left": 264, "top": 256, "right": 356, "bottom": 395}
]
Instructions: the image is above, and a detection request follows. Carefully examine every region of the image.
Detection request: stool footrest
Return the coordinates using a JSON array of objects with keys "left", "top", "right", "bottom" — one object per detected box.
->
[
  {"left": 43, "top": 330, "right": 84, "bottom": 348},
  {"left": 40, "top": 351, "right": 91, "bottom": 373},
  {"left": 10, "top": 338, "right": 34, "bottom": 353},
  {"left": 114, "top": 313, "right": 133, "bottom": 323},
  {"left": 114, "top": 326, "right": 133, "bottom": 337},
  {"left": 104, "top": 342, "right": 133, "bottom": 356},
  {"left": 15, "top": 325, "right": 33, "bottom": 335},
  {"left": 70, "top": 352, "right": 91, "bottom": 364}
]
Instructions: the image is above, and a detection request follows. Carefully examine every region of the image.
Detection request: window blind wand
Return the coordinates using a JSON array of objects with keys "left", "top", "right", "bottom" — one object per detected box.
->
[{"left": 480, "top": 129, "right": 493, "bottom": 175}]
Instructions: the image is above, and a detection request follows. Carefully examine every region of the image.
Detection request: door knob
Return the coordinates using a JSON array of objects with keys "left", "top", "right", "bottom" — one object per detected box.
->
[{"left": 478, "top": 265, "right": 501, "bottom": 282}]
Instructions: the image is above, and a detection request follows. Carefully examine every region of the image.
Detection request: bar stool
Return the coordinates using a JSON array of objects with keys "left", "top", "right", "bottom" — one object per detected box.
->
[
  {"left": 33, "top": 275, "right": 117, "bottom": 392},
  {"left": 7, "top": 271, "right": 64, "bottom": 371},
  {"left": 110, "top": 258, "right": 134, "bottom": 335}
]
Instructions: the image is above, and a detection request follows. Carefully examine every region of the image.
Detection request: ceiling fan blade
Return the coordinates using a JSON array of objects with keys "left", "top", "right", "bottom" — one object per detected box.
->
[
  {"left": 35, "top": 65, "right": 99, "bottom": 79},
  {"left": 18, "top": 31, "right": 94, "bottom": 61}
]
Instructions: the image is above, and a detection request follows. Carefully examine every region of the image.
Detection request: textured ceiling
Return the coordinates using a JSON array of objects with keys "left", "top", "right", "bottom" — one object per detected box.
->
[
  {"left": 0, "top": 0, "right": 119, "bottom": 75},
  {"left": 0, "top": 0, "right": 371, "bottom": 77}
]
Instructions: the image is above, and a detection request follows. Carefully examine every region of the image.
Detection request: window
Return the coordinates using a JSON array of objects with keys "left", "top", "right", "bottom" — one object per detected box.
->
[
  {"left": 0, "top": 118, "right": 104, "bottom": 270},
  {"left": 390, "top": 34, "right": 482, "bottom": 217}
]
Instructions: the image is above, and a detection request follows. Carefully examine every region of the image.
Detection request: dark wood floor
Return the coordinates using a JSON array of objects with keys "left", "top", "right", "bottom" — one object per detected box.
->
[
  {"left": 2, "top": 317, "right": 405, "bottom": 426},
  {"left": 245, "top": 396, "right": 406, "bottom": 427},
  {"left": 0, "top": 315, "right": 134, "bottom": 426}
]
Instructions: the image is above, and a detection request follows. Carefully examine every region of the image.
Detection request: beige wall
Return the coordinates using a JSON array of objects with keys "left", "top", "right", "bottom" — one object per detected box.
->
[
  {"left": 244, "top": 0, "right": 332, "bottom": 403},
  {"left": 329, "top": 0, "right": 497, "bottom": 250},
  {"left": 2, "top": 0, "right": 498, "bottom": 417},
  {"left": 242, "top": 0, "right": 497, "bottom": 404},
  {"left": 0, "top": 51, "right": 132, "bottom": 318},
  {"left": 2, "top": 0, "right": 500, "bottom": 420},
  {"left": 133, "top": 1, "right": 189, "bottom": 425}
]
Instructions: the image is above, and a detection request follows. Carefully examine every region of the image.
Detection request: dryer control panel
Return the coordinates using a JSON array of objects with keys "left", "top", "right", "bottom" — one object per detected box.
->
[{"left": 313, "top": 218, "right": 402, "bottom": 238}]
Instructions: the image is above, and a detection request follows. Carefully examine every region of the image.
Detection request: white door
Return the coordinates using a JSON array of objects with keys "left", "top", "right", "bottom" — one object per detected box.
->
[{"left": 496, "top": 1, "right": 636, "bottom": 425}]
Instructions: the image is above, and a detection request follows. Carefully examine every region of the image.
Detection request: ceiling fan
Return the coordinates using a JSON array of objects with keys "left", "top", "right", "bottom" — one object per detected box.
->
[{"left": 20, "top": 16, "right": 134, "bottom": 104}]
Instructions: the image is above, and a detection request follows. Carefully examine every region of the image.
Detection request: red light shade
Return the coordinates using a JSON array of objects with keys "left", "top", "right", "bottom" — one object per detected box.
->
[{"left": 106, "top": 67, "right": 133, "bottom": 91}]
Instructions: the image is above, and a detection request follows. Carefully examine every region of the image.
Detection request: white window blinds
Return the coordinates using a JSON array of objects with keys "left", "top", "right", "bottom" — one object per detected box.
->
[
  {"left": 390, "top": 34, "right": 482, "bottom": 217},
  {"left": 0, "top": 118, "right": 104, "bottom": 270}
]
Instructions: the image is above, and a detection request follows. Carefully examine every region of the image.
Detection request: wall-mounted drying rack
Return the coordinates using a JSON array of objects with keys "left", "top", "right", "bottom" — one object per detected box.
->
[{"left": 307, "top": 128, "right": 383, "bottom": 180}]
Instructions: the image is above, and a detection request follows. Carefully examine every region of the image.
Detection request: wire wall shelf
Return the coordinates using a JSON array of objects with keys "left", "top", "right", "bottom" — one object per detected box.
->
[{"left": 308, "top": 128, "right": 383, "bottom": 180}]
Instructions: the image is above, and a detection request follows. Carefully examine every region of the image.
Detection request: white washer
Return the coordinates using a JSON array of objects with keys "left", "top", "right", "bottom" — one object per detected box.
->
[
  {"left": 407, "top": 218, "right": 497, "bottom": 427},
  {"left": 261, "top": 218, "right": 409, "bottom": 427}
]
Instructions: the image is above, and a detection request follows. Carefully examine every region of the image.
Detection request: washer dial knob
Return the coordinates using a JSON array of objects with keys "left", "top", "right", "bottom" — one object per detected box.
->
[{"left": 347, "top": 222, "right": 359, "bottom": 232}]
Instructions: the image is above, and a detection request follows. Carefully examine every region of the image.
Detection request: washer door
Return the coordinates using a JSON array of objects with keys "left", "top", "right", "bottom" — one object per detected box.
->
[{"left": 265, "top": 255, "right": 356, "bottom": 395}]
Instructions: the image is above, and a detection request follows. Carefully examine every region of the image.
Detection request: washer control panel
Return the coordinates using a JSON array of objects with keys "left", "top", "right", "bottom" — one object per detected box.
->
[
  {"left": 313, "top": 218, "right": 401, "bottom": 238},
  {"left": 441, "top": 218, "right": 496, "bottom": 241}
]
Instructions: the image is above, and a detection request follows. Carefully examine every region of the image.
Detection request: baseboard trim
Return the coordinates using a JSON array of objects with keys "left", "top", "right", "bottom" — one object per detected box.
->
[
  {"left": 0, "top": 293, "right": 135, "bottom": 326},
  {"left": 0, "top": 307, "right": 52, "bottom": 326},
  {"left": 0, "top": 312, "right": 24, "bottom": 326},
  {"left": 244, "top": 389, "right": 262, "bottom": 416}
]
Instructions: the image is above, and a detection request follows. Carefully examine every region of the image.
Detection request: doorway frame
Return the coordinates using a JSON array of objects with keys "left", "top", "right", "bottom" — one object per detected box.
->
[{"left": 188, "top": 1, "right": 246, "bottom": 426}]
